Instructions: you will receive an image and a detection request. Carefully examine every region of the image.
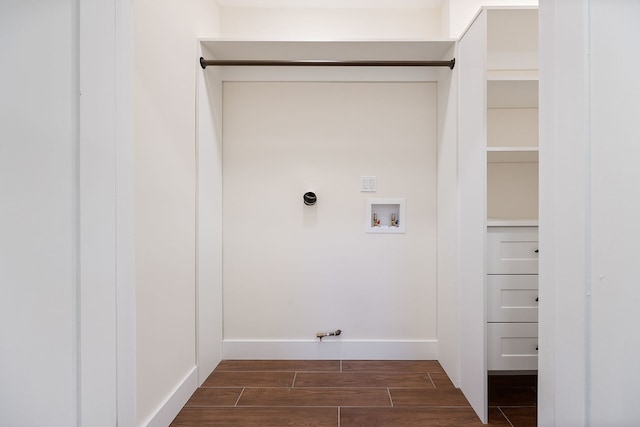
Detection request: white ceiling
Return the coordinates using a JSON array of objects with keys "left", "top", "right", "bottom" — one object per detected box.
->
[{"left": 216, "top": 0, "right": 444, "bottom": 8}]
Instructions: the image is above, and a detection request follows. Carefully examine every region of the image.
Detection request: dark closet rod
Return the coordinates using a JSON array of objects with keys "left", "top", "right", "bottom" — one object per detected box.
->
[{"left": 199, "top": 57, "right": 455, "bottom": 69}]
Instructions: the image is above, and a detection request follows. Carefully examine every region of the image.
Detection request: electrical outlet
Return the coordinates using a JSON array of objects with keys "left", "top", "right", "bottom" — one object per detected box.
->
[{"left": 360, "top": 176, "right": 376, "bottom": 192}]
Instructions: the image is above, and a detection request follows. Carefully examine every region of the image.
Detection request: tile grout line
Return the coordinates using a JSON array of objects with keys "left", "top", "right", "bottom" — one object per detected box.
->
[
  {"left": 214, "top": 370, "right": 341, "bottom": 373},
  {"left": 497, "top": 407, "right": 515, "bottom": 427},
  {"left": 206, "top": 386, "right": 442, "bottom": 389},
  {"left": 234, "top": 388, "right": 245, "bottom": 407},
  {"left": 214, "top": 370, "right": 445, "bottom": 374},
  {"left": 215, "top": 405, "right": 410, "bottom": 409},
  {"left": 426, "top": 373, "right": 437, "bottom": 388},
  {"left": 182, "top": 361, "right": 505, "bottom": 425}
]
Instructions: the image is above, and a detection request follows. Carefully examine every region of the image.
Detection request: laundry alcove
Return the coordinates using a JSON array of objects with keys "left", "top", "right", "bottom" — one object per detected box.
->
[{"left": 194, "top": 38, "right": 459, "bottom": 390}]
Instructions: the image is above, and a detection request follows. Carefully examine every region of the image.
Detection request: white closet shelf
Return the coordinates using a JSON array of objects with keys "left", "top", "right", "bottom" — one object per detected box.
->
[
  {"left": 487, "top": 147, "right": 538, "bottom": 163},
  {"left": 198, "top": 39, "right": 456, "bottom": 62},
  {"left": 487, "top": 70, "right": 538, "bottom": 81},
  {"left": 487, "top": 219, "right": 539, "bottom": 227}
]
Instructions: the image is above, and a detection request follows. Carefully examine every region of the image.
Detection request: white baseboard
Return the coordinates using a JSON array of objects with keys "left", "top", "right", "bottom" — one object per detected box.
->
[
  {"left": 142, "top": 366, "right": 197, "bottom": 427},
  {"left": 223, "top": 339, "right": 438, "bottom": 360}
]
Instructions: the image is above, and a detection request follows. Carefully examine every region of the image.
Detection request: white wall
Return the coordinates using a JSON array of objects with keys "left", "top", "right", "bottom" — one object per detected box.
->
[
  {"left": 486, "top": 7, "right": 538, "bottom": 70},
  {"left": 488, "top": 109, "right": 538, "bottom": 148},
  {"left": 220, "top": 6, "right": 442, "bottom": 39},
  {"left": 220, "top": 1, "right": 541, "bottom": 41},
  {"left": 486, "top": 108, "right": 539, "bottom": 221},
  {"left": 442, "top": 0, "right": 538, "bottom": 39},
  {"left": 487, "top": 163, "right": 538, "bottom": 220},
  {"left": 134, "top": 1, "right": 220, "bottom": 424},
  {"left": 0, "top": 2, "right": 78, "bottom": 425},
  {"left": 222, "top": 82, "right": 438, "bottom": 358}
]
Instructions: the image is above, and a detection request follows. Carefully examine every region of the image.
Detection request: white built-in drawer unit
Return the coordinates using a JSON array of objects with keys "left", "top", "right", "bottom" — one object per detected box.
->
[
  {"left": 487, "top": 225, "right": 538, "bottom": 371},
  {"left": 487, "top": 322, "right": 539, "bottom": 370},
  {"left": 487, "top": 275, "right": 538, "bottom": 322},
  {"left": 487, "top": 226, "right": 538, "bottom": 274}
]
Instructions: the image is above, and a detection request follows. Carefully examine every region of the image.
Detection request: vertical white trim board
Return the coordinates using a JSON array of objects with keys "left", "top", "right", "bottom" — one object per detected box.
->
[
  {"left": 114, "top": 0, "right": 136, "bottom": 423},
  {"left": 79, "top": 0, "right": 135, "bottom": 425},
  {"left": 435, "top": 43, "right": 460, "bottom": 387},
  {"left": 538, "top": 1, "right": 589, "bottom": 425},
  {"left": 456, "top": 8, "right": 488, "bottom": 423},
  {"left": 195, "top": 42, "right": 224, "bottom": 386}
]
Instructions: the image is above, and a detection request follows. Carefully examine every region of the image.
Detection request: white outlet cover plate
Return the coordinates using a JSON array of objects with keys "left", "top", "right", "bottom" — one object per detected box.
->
[{"left": 360, "top": 176, "right": 376, "bottom": 192}]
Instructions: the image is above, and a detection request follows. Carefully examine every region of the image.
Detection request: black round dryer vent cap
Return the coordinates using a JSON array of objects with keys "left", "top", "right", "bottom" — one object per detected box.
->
[{"left": 303, "top": 192, "right": 317, "bottom": 206}]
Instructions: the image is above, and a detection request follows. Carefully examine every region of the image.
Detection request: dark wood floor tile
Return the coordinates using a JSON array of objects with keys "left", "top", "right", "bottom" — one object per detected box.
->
[
  {"left": 488, "top": 374, "right": 537, "bottom": 389},
  {"left": 203, "top": 371, "right": 295, "bottom": 388},
  {"left": 499, "top": 406, "right": 537, "bottom": 427},
  {"left": 340, "top": 407, "right": 484, "bottom": 426},
  {"left": 171, "top": 407, "right": 338, "bottom": 426},
  {"left": 295, "top": 372, "right": 435, "bottom": 388},
  {"left": 215, "top": 360, "right": 340, "bottom": 372},
  {"left": 185, "top": 388, "right": 243, "bottom": 407},
  {"left": 390, "top": 388, "right": 471, "bottom": 407},
  {"left": 487, "top": 407, "right": 511, "bottom": 425},
  {"left": 172, "top": 361, "right": 537, "bottom": 427},
  {"left": 429, "top": 372, "right": 456, "bottom": 388},
  {"left": 238, "top": 387, "right": 391, "bottom": 407},
  {"left": 488, "top": 386, "right": 537, "bottom": 406},
  {"left": 342, "top": 360, "right": 444, "bottom": 373}
]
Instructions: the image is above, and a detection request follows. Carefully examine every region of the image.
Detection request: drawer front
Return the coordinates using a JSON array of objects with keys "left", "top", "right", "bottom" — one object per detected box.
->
[
  {"left": 487, "top": 275, "right": 539, "bottom": 322},
  {"left": 487, "top": 227, "right": 539, "bottom": 274},
  {"left": 487, "top": 322, "right": 538, "bottom": 371}
]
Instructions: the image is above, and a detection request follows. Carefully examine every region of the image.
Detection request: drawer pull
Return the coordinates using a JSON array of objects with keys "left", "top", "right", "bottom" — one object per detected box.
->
[
  {"left": 535, "top": 297, "right": 539, "bottom": 302},
  {"left": 534, "top": 249, "right": 539, "bottom": 254},
  {"left": 536, "top": 345, "right": 539, "bottom": 351}
]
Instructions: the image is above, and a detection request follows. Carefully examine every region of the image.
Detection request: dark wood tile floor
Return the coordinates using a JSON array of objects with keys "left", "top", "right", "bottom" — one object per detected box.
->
[
  {"left": 171, "top": 360, "right": 537, "bottom": 426},
  {"left": 488, "top": 374, "right": 538, "bottom": 427}
]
